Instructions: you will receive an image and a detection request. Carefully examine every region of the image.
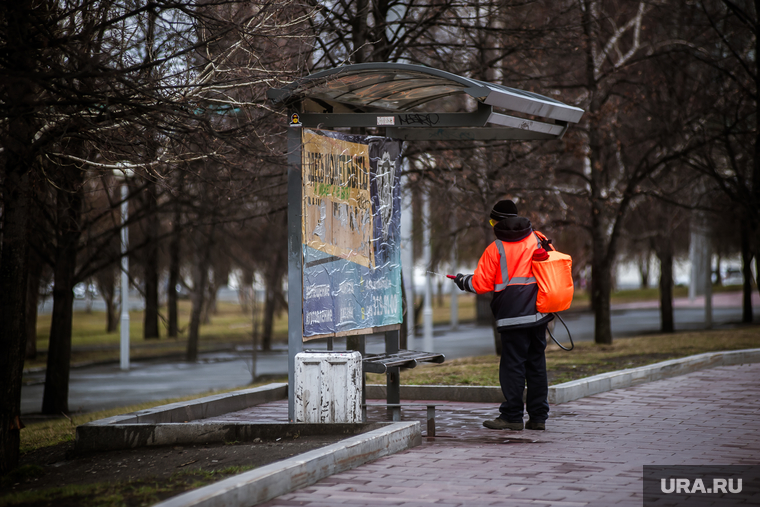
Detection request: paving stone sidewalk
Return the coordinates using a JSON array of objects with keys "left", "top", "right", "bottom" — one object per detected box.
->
[{"left": 254, "top": 362, "right": 760, "bottom": 506}]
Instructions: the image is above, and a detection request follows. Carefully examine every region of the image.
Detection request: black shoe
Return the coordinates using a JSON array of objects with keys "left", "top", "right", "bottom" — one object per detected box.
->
[
  {"left": 483, "top": 418, "right": 523, "bottom": 430},
  {"left": 525, "top": 420, "right": 545, "bottom": 430}
]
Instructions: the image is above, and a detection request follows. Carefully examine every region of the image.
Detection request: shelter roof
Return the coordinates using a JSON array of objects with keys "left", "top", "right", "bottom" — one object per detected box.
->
[{"left": 267, "top": 63, "right": 584, "bottom": 141}]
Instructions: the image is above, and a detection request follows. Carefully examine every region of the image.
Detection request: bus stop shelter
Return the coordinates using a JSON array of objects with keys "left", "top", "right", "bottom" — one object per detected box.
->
[{"left": 266, "top": 63, "right": 584, "bottom": 420}]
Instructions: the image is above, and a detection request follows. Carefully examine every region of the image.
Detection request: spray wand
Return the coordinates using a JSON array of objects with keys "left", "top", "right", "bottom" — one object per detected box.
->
[{"left": 426, "top": 271, "right": 456, "bottom": 280}]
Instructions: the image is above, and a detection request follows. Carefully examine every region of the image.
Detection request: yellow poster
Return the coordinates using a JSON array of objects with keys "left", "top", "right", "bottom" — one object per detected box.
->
[{"left": 302, "top": 129, "right": 374, "bottom": 268}]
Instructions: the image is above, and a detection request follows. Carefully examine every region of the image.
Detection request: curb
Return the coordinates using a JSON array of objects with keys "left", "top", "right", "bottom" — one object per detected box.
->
[
  {"left": 76, "top": 384, "right": 289, "bottom": 452},
  {"left": 152, "top": 421, "right": 421, "bottom": 507},
  {"left": 548, "top": 347, "right": 760, "bottom": 404}
]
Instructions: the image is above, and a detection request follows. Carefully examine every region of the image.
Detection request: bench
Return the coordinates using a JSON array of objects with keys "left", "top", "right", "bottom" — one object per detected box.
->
[
  {"left": 359, "top": 329, "right": 444, "bottom": 407},
  {"left": 327, "top": 325, "right": 446, "bottom": 422},
  {"left": 360, "top": 330, "right": 443, "bottom": 436},
  {"left": 325, "top": 328, "right": 445, "bottom": 427},
  {"left": 362, "top": 350, "right": 446, "bottom": 374}
]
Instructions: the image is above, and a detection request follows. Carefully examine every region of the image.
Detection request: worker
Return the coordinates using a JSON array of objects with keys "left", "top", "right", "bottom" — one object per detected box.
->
[{"left": 452, "top": 199, "right": 553, "bottom": 431}]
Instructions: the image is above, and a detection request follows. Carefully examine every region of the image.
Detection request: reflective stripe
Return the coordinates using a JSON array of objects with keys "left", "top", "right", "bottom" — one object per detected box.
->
[
  {"left": 464, "top": 274, "right": 475, "bottom": 293},
  {"left": 494, "top": 240, "right": 509, "bottom": 291},
  {"left": 496, "top": 313, "right": 548, "bottom": 328},
  {"left": 494, "top": 240, "right": 538, "bottom": 291},
  {"left": 509, "top": 276, "right": 536, "bottom": 284}
]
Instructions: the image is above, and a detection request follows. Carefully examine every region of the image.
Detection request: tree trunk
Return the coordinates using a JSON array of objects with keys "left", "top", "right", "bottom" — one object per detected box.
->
[
  {"left": 25, "top": 251, "right": 43, "bottom": 359},
  {"left": 42, "top": 256, "right": 76, "bottom": 415},
  {"left": 741, "top": 222, "right": 754, "bottom": 323},
  {"left": 1, "top": 0, "right": 38, "bottom": 468},
  {"left": 591, "top": 252, "right": 613, "bottom": 345},
  {"left": 351, "top": 0, "right": 369, "bottom": 63},
  {"left": 201, "top": 268, "right": 219, "bottom": 325},
  {"left": 476, "top": 293, "right": 492, "bottom": 325},
  {"left": 97, "top": 270, "right": 118, "bottom": 333},
  {"left": 261, "top": 249, "right": 286, "bottom": 352},
  {"left": 251, "top": 290, "right": 259, "bottom": 382},
  {"left": 657, "top": 242, "right": 674, "bottom": 333},
  {"left": 143, "top": 181, "right": 160, "bottom": 339},
  {"left": 239, "top": 269, "right": 254, "bottom": 314},
  {"left": 187, "top": 227, "right": 213, "bottom": 361},
  {"left": 167, "top": 212, "right": 181, "bottom": 339},
  {"left": 0, "top": 158, "right": 31, "bottom": 473},
  {"left": 167, "top": 175, "right": 183, "bottom": 338},
  {"left": 588, "top": 128, "right": 615, "bottom": 344},
  {"left": 399, "top": 276, "right": 408, "bottom": 350},
  {"left": 261, "top": 281, "right": 277, "bottom": 352},
  {"left": 639, "top": 254, "right": 650, "bottom": 289},
  {"left": 187, "top": 263, "right": 206, "bottom": 362},
  {"left": 42, "top": 171, "right": 84, "bottom": 415}
]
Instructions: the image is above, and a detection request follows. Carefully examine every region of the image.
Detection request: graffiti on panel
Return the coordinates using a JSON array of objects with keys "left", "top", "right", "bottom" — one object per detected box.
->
[{"left": 301, "top": 129, "right": 403, "bottom": 340}]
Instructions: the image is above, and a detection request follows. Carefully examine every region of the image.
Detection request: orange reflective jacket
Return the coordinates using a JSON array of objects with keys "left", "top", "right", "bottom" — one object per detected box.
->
[
  {"left": 470, "top": 235, "right": 539, "bottom": 294},
  {"left": 464, "top": 225, "right": 553, "bottom": 330}
]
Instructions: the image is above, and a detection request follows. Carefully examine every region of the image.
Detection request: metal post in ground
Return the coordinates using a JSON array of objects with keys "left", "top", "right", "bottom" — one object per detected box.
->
[
  {"left": 287, "top": 126, "right": 304, "bottom": 421},
  {"left": 114, "top": 166, "right": 133, "bottom": 371},
  {"left": 422, "top": 189, "right": 433, "bottom": 352}
]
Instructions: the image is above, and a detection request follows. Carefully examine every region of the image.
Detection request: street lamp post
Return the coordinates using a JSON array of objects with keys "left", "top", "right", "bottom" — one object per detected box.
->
[
  {"left": 114, "top": 167, "right": 133, "bottom": 371},
  {"left": 422, "top": 190, "right": 433, "bottom": 352}
]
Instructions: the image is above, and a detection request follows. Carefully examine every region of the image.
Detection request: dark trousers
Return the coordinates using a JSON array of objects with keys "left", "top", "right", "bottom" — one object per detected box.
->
[{"left": 498, "top": 323, "right": 549, "bottom": 423}]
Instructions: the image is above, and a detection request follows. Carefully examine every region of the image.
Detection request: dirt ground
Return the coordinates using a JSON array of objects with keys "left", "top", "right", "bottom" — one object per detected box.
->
[{"left": 1, "top": 434, "right": 346, "bottom": 506}]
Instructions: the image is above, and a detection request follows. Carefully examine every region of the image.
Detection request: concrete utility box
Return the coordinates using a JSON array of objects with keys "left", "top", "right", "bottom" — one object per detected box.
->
[{"left": 294, "top": 351, "right": 362, "bottom": 423}]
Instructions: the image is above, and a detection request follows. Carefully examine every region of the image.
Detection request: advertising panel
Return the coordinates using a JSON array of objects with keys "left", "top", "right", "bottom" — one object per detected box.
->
[{"left": 301, "top": 129, "right": 402, "bottom": 339}]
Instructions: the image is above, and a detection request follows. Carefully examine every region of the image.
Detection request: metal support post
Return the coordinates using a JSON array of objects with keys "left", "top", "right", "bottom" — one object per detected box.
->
[
  {"left": 385, "top": 329, "right": 400, "bottom": 418},
  {"left": 426, "top": 405, "right": 436, "bottom": 437},
  {"left": 119, "top": 183, "right": 130, "bottom": 371},
  {"left": 422, "top": 191, "right": 433, "bottom": 352},
  {"left": 287, "top": 127, "right": 304, "bottom": 422},
  {"left": 400, "top": 170, "right": 415, "bottom": 350},
  {"left": 450, "top": 211, "right": 458, "bottom": 330}
]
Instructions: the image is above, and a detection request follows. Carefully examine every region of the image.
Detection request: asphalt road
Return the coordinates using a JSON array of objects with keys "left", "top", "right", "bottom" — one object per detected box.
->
[{"left": 21, "top": 293, "right": 758, "bottom": 415}]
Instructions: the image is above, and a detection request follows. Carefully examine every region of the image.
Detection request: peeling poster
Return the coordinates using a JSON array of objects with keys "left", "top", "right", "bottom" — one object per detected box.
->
[{"left": 301, "top": 129, "right": 402, "bottom": 339}]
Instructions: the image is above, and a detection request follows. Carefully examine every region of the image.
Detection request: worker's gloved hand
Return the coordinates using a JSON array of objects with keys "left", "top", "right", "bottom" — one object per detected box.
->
[{"left": 453, "top": 273, "right": 466, "bottom": 291}]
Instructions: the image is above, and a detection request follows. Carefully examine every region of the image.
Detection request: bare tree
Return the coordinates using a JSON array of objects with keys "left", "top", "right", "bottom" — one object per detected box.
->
[
  {"left": 0, "top": 0, "right": 314, "bottom": 470},
  {"left": 675, "top": 0, "right": 759, "bottom": 321},
  {"left": 501, "top": 0, "right": 719, "bottom": 344}
]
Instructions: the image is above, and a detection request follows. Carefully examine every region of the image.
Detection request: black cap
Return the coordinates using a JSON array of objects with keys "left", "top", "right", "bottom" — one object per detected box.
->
[{"left": 490, "top": 199, "right": 518, "bottom": 221}]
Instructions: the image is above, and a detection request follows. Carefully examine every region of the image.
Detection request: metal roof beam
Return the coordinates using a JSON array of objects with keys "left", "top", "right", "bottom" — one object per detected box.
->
[
  {"left": 385, "top": 127, "right": 556, "bottom": 141},
  {"left": 299, "top": 105, "right": 491, "bottom": 129}
]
